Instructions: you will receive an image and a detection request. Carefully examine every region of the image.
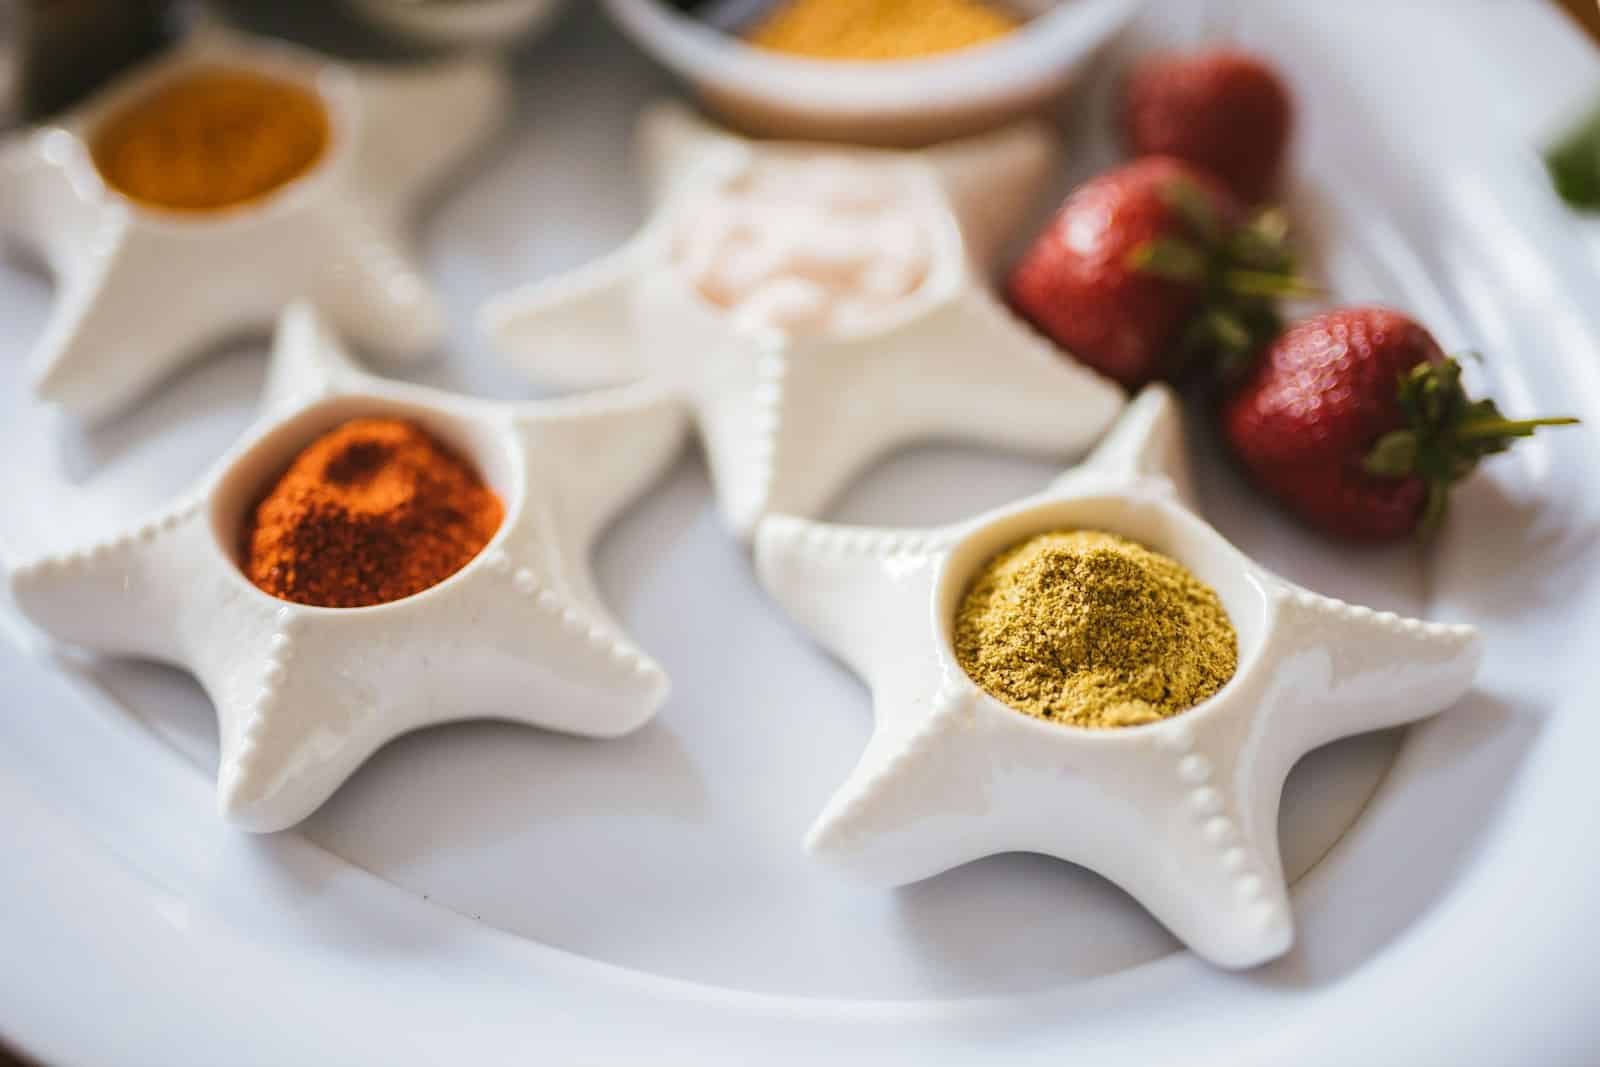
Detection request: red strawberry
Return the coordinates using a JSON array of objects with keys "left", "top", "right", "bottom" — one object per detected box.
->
[
  {"left": 1221, "top": 307, "right": 1578, "bottom": 540},
  {"left": 1007, "top": 156, "right": 1305, "bottom": 389},
  {"left": 1123, "top": 48, "right": 1293, "bottom": 204}
]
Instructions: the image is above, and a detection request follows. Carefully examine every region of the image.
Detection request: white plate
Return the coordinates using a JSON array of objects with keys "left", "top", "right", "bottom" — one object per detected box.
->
[{"left": 3, "top": 2, "right": 1599, "bottom": 1063}]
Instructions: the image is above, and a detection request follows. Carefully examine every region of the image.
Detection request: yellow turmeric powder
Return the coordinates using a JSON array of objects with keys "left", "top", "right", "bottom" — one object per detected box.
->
[
  {"left": 91, "top": 68, "right": 330, "bottom": 213},
  {"left": 749, "top": 0, "right": 1019, "bottom": 61}
]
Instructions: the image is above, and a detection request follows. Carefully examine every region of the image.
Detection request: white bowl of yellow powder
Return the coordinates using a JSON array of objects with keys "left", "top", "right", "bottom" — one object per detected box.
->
[{"left": 603, "top": 0, "right": 1144, "bottom": 145}]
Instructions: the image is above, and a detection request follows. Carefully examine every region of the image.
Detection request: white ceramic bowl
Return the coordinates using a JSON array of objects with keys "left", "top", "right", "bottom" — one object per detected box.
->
[
  {"left": 602, "top": 0, "right": 1143, "bottom": 144},
  {"left": 345, "top": 0, "right": 570, "bottom": 50}
]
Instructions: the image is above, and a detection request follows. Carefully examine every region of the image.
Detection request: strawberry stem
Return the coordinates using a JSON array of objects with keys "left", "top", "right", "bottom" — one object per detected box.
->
[
  {"left": 1362, "top": 356, "right": 1579, "bottom": 536},
  {"left": 1419, "top": 480, "right": 1451, "bottom": 537},
  {"left": 1128, "top": 180, "right": 1316, "bottom": 377},
  {"left": 1453, "top": 415, "right": 1580, "bottom": 440}
]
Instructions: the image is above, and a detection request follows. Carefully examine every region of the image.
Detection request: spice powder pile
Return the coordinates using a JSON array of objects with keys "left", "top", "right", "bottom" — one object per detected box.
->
[
  {"left": 242, "top": 418, "right": 504, "bottom": 609},
  {"left": 91, "top": 68, "right": 330, "bottom": 213},
  {"left": 748, "top": 0, "right": 1019, "bottom": 61},
  {"left": 954, "top": 530, "right": 1237, "bottom": 729}
]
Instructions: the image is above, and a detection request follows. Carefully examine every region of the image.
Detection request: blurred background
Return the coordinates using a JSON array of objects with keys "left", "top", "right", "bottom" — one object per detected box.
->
[{"left": 3, "top": 0, "right": 1598, "bottom": 128}]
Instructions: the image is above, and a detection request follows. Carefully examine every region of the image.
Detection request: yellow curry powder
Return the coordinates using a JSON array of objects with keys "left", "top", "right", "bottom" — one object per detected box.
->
[
  {"left": 954, "top": 530, "right": 1237, "bottom": 729},
  {"left": 749, "top": 0, "right": 1019, "bottom": 61},
  {"left": 91, "top": 68, "right": 330, "bottom": 213}
]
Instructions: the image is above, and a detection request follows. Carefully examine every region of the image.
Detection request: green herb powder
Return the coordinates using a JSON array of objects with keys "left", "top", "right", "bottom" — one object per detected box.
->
[{"left": 953, "top": 530, "right": 1238, "bottom": 729}]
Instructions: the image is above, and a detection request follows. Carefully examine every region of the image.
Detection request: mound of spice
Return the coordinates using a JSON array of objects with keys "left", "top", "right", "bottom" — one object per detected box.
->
[
  {"left": 674, "top": 156, "right": 932, "bottom": 335},
  {"left": 954, "top": 530, "right": 1237, "bottom": 728},
  {"left": 748, "top": 0, "right": 1018, "bottom": 61},
  {"left": 242, "top": 418, "right": 504, "bottom": 609},
  {"left": 91, "top": 68, "right": 330, "bottom": 213}
]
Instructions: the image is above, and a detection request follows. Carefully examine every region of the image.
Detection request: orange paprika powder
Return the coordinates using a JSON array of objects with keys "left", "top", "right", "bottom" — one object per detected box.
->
[{"left": 242, "top": 417, "right": 504, "bottom": 609}]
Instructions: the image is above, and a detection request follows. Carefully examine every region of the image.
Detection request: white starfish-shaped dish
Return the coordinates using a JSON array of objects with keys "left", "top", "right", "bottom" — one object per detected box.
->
[
  {"left": 0, "top": 24, "right": 508, "bottom": 420},
  {"left": 754, "top": 385, "right": 1484, "bottom": 969},
  {"left": 7, "top": 303, "right": 685, "bottom": 832},
  {"left": 482, "top": 103, "right": 1125, "bottom": 539}
]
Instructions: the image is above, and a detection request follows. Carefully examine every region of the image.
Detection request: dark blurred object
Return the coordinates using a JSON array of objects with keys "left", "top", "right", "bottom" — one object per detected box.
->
[
  {"left": 1556, "top": 0, "right": 1600, "bottom": 42},
  {"left": 1, "top": 0, "right": 175, "bottom": 126},
  {"left": 0, "top": 1034, "right": 32, "bottom": 1066},
  {"left": 1548, "top": 102, "right": 1600, "bottom": 211},
  {"left": 660, "top": 0, "right": 774, "bottom": 32}
]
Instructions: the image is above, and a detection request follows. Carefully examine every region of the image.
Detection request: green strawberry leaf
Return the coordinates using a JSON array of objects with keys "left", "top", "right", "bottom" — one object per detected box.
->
[
  {"left": 1126, "top": 185, "right": 1319, "bottom": 380},
  {"left": 1364, "top": 430, "right": 1419, "bottom": 477},
  {"left": 1227, "top": 208, "right": 1292, "bottom": 272},
  {"left": 1159, "top": 178, "right": 1223, "bottom": 245},
  {"left": 1126, "top": 238, "right": 1208, "bottom": 283},
  {"left": 1365, "top": 356, "right": 1579, "bottom": 535}
]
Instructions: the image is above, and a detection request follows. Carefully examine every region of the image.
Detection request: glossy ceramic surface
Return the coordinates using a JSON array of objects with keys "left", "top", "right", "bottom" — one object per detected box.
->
[
  {"left": 757, "top": 387, "right": 1482, "bottom": 969},
  {"left": 9, "top": 304, "right": 683, "bottom": 831},
  {"left": 0, "top": 24, "right": 508, "bottom": 419},
  {"left": 485, "top": 103, "right": 1124, "bottom": 538}
]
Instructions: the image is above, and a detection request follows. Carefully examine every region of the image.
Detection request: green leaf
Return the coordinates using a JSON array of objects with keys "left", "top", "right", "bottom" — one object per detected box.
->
[
  {"left": 1209, "top": 309, "right": 1254, "bottom": 353},
  {"left": 1547, "top": 101, "right": 1600, "bottom": 211},
  {"left": 1220, "top": 268, "right": 1324, "bottom": 300},
  {"left": 1127, "top": 238, "right": 1208, "bottom": 283},
  {"left": 1159, "top": 178, "right": 1222, "bottom": 244},
  {"left": 1365, "top": 430, "right": 1420, "bottom": 477},
  {"left": 1229, "top": 209, "right": 1292, "bottom": 270}
]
